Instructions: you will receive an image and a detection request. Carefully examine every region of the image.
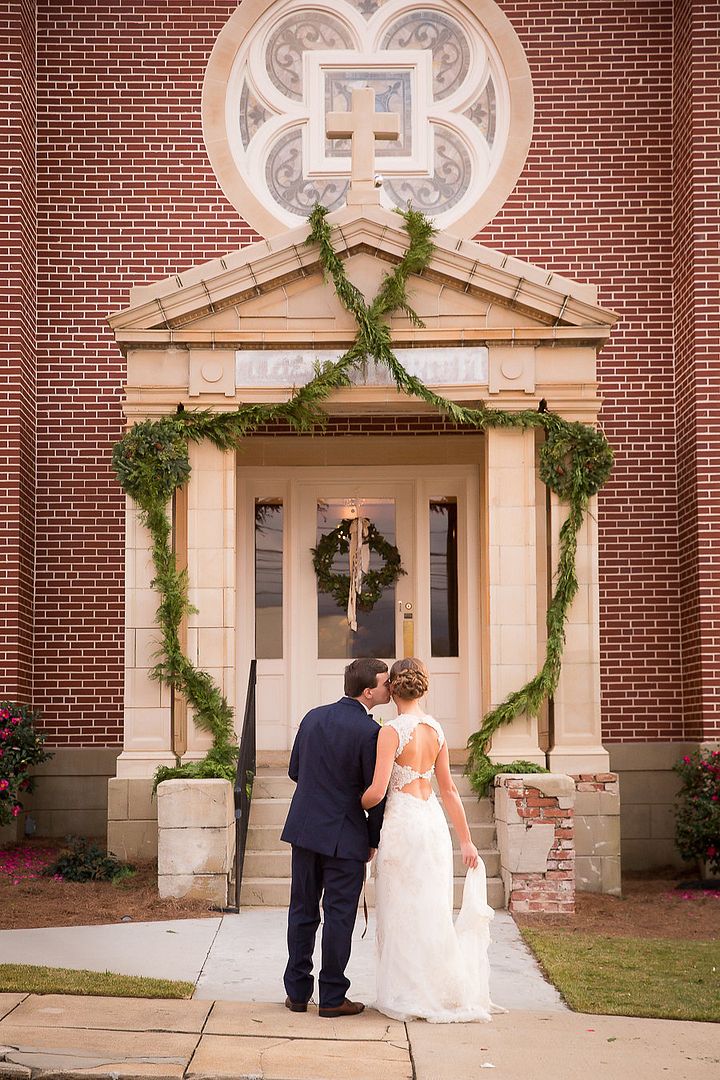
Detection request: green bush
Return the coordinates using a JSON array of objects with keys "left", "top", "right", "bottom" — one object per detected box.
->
[{"left": 42, "top": 836, "right": 134, "bottom": 883}]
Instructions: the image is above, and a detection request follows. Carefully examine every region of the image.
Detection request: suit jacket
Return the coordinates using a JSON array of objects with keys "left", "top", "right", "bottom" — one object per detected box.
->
[{"left": 280, "top": 696, "right": 386, "bottom": 862}]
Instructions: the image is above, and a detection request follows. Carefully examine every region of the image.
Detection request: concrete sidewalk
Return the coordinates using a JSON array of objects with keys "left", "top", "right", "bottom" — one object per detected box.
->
[
  {"left": 0, "top": 909, "right": 564, "bottom": 1012},
  {"left": 0, "top": 993, "right": 716, "bottom": 1079}
]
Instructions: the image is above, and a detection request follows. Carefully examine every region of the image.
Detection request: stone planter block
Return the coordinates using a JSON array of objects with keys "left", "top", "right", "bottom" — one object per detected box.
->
[
  {"left": 158, "top": 873, "right": 229, "bottom": 905},
  {"left": 157, "top": 778, "right": 234, "bottom": 829},
  {"left": 156, "top": 778, "right": 235, "bottom": 907},
  {"left": 158, "top": 826, "right": 234, "bottom": 876}
]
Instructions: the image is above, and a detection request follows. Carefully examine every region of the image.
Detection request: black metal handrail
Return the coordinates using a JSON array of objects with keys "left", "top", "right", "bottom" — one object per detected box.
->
[{"left": 230, "top": 659, "right": 257, "bottom": 912}]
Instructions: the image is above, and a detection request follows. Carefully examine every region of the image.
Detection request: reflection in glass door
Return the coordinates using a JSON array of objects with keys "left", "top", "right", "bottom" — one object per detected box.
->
[{"left": 316, "top": 498, "right": 398, "bottom": 660}]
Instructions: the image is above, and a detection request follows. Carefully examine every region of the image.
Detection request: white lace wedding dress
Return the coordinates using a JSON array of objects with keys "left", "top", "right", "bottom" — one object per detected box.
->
[{"left": 373, "top": 714, "right": 504, "bottom": 1023}]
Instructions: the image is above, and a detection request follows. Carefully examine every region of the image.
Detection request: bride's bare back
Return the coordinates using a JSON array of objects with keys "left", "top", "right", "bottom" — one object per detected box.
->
[{"left": 394, "top": 720, "right": 441, "bottom": 800}]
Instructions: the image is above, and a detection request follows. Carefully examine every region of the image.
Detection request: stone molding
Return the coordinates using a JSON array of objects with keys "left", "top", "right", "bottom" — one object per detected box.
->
[{"left": 110, "top": 207, "right": 614, "bottom": 336}]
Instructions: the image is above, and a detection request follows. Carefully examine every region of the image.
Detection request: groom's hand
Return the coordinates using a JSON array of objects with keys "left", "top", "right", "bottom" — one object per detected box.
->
[{"left": 366, "top": 848, "right": 377, "bottom": 863}]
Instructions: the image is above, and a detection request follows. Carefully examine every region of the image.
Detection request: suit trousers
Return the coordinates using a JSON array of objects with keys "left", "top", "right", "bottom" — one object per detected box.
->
[{"left": 283, "top": 844, "right": 365, "bottom": 1008}]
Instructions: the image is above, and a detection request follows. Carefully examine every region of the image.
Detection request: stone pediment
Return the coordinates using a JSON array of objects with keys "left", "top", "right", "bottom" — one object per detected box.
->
[{"left": 108, "top": 204, "right": 617, "bottom": 352}]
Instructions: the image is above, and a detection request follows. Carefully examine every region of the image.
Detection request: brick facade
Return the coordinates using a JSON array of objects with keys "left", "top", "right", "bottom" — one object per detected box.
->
[
  {"left": 1, "top": 0, "right": 36, "bottom": 705},
  {"left": 672, "top": 0, "right": 720, "bottom": 743},
  {"left": 1, "top": 2, "right": 717, "bottom": 749}
]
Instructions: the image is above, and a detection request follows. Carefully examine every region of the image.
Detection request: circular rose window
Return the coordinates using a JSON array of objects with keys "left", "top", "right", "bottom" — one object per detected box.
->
[{"left": 202, "top": 0, "right": 533, "bottom": 238}]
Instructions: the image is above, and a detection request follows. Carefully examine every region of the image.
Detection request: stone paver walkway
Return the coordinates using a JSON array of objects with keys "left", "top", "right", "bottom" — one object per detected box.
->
[{"left": 0, "top": 993, "right": 716, "bottom": 1079}]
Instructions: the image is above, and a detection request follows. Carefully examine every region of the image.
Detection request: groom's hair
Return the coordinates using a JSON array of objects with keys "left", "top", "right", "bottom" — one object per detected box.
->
[{"left": 344, "top": 657, "right": 388, "bottom": 698}]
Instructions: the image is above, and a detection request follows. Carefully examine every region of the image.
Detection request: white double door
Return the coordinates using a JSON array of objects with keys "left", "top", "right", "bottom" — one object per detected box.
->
[{"left": 237, "top": 465, "right": 481, "bottom": 752}]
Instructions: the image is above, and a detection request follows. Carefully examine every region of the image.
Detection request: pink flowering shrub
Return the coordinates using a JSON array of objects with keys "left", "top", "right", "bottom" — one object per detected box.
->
[
  {"left": 674, "top": 748, "right": 720, "bottom": 875},
  {"left": 0, "top": 702, "right": 53, "bottom": 828}
]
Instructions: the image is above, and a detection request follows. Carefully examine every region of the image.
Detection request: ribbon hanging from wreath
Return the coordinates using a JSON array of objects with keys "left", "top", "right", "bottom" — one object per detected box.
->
[{"left": 312, "top": 517, "right": 406, "bottom": 630}]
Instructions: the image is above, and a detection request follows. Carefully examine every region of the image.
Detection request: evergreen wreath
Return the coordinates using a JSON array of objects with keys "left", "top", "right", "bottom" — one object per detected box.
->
[
  {"left": 111, "top": 202, "right": 613, "bottom": 798},
  {"left": 312, "top": 519, "right": 406, "bottom": 613}
]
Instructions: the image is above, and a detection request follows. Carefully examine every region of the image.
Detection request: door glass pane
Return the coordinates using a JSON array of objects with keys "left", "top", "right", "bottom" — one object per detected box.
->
[
  {"left": 255, "top": 499, "right": 283, "bottom": 659},
  {"left": 317, "top": 498, "right": 397, "bottom": 659},
  {"left": 430, "top": 498, "right": 459, "bottom": 657}
]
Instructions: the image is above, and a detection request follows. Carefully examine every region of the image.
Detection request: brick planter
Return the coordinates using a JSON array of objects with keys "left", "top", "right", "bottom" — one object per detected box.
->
[{"left": 494, "top": 774, "right": 575, "bottom": 914}]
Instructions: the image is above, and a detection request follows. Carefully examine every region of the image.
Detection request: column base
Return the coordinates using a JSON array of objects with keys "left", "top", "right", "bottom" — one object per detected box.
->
[
  {"left": 489, "top": 750, "right": 547, "bottom": 767},
  {"left": 114, "top": 751, "right": 179, "bottom": 779},
  {"left": 547, "top": 745, "right": 610, "bottom": 774}
]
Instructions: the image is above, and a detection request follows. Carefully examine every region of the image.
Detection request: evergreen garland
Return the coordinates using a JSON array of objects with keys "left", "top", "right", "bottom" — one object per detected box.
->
[{"left": 112, "top": 202, "right": 613, "bottom": 797}]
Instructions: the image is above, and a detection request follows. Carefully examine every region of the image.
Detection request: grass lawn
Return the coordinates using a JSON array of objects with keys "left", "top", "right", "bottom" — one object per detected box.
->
[
  {"left": 0, "top": 964, "right": 195, "bottom": 999},
  {"left": 522, "top": 930, "right": 720, "bottom": 1023}
]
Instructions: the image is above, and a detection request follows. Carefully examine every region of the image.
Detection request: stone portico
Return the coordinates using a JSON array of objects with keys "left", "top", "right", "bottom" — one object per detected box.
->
[{"left": 106, "top": 194, "right": 620, "bottom": 897}]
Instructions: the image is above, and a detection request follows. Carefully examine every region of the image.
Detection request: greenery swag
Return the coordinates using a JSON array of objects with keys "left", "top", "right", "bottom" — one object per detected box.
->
[
  {"left": 112, "top": 202, "right": 613, "bottom": 796},
  {"left": 312, "top": 519, "right": 406, "bottom": 614}
]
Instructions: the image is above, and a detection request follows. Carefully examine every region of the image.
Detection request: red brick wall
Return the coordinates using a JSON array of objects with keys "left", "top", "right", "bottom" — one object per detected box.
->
[
  {"left": 33, "top": 1, "right": 256, "bottom": 743},
  {"left": 19, "top": 1, "right": 708, "bottom": 746},
  {"left": 479, "top": 1, "right": 683, "bottom": 742},
  {"left": 672, "top": 0, "right": 720, "bottom": 743},
  {"left": 0, "top": 0, "right": 36, "bottom": 705}
]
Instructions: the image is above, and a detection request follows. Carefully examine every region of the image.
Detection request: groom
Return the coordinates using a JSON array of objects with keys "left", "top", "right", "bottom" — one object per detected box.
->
[{"left": 281, "top": 657, "right": 390, "bottom": 1017}]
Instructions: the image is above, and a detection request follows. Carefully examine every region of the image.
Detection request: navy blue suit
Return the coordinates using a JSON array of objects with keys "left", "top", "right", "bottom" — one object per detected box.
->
[{"left": 281, "top": 696, "right": 385, "bottom": 1007}]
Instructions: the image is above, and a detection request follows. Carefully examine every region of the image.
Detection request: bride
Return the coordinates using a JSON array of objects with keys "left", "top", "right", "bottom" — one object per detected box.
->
[{"left": 361, "top": 657, "right": 504, "bottom": 1023}]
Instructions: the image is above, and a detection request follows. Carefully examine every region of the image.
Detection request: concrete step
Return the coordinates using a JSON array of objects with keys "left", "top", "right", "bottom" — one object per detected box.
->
[
  {"left": 252, "top": 768, "right": 480, "bottom": 800},
  {"left": 240, "top": 875, "right": 505, "bottom": 911},
  {"left": 246, "top": 819, "right": 496, "bottom": 852},
  {"left": 242, "top": 847, "right": 501, "bottom": 880},
  {"left": 248, "top": 792, "right": 491, "bottom": 826},
  {"left": 247, "top": 825, "right": 289, "bottom": 851},
  {"left": 251, "top": 774, "right": 296, "bottom": 799},
  {"left": 248, "top": 798, "right": 291, "bottom": 826}
]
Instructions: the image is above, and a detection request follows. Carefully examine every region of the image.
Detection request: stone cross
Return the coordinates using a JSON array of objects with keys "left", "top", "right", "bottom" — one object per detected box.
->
[{"left": 326, "top": 86, "right": 400, "bottom": 205}]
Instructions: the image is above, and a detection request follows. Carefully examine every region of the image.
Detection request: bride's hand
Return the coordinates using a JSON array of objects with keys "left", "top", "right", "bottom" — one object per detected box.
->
[{"left": 461, "top": 840, "right": 479, "bottom": 870}]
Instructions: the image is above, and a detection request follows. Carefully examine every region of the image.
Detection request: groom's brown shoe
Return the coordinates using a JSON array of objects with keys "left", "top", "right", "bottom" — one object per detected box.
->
[
  {"left": 284, "top": 997, "right": 308, "bottom": 1013},
  {"left": 318, "top": 998, "right": 365, "bottom": 1018}
]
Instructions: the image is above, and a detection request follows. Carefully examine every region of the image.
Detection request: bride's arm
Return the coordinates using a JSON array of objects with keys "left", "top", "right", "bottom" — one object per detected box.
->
[
  {"left": 361, "top": 726, "right": 399, "bottom": 809},
  {"left": 435, "top": 741, "right": 479, "bottom": 868}
]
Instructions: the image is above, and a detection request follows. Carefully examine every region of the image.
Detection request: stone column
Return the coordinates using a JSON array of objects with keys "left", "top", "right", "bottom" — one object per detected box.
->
[
  {"left": 486, "top": 428, "right": 544, "bottom": 765},
  {"left": 184, "top": 439, "right": 237, "bottom": 759},
  {"left": 546, "top": 491, "right": 609, "bottom": 773},
  {"left": 115, "top": 497, "right": 175, "bottom": 778}
]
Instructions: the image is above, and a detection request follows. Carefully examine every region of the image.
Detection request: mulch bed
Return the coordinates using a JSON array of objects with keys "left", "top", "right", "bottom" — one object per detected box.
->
[
  {"left": 0, "top": 838, "right": 218, "bottom": 930},
  {"left": 3, "top": 840, "right": 719, "bottom": 939},
  {"left": 514, "top": 868, "right": 720, "bottom": 941}
]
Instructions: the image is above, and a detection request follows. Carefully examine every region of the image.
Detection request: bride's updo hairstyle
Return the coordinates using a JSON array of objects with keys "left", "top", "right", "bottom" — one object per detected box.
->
[{"left": 389, "top": 657, "right": 429, "bottom": 700}]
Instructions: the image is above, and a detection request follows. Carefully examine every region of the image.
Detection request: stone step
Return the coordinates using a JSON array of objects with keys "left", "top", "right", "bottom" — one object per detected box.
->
[
  {"left": 251, "top": 774, "right": 296, "bottom": 799},
  {"left": 248, "top": 794, "right": 491, "bottom": 827},
  {"left": 240, "top": 875, "right": 505, "bottom": 911},
  {"left": 245, "top": 819, "right": 496, "bottom": 854},
  {"left": 243, "top": 847, "right": 501, "bottom": 880},
  {"left": 247, "top": 825, "right": 288, "bottom": 851},
  {"left": 252, "top": 768, "right": 479, "bottom": 801}
]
